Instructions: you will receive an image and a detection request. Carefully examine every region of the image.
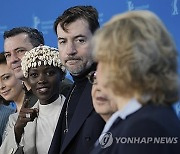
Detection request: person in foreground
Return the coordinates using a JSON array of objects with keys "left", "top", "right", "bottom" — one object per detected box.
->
[
  {"left": 91, "top": 10, "right": 180, "bottom": 154},
  {"left": 48, "top": 5, "right": 105, "bottom": 154},
  {"left": 0, "top": 45, "right": 66, "bottom": 154}
]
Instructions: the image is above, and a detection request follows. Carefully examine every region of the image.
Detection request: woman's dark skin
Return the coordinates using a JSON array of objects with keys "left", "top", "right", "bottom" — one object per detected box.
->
[{"left": 14, "top": 65, "right": 63, "bottom": 144}]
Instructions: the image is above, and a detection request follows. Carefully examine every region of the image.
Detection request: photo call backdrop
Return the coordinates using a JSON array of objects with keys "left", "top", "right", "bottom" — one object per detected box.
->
[{"left": 0, "top": 0, "right": 179, "bottom": 73}]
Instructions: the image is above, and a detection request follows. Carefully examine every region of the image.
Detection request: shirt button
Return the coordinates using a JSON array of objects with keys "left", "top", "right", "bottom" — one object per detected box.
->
[{"left": 85, "top": 137, "right": 91, "bottom": 141}]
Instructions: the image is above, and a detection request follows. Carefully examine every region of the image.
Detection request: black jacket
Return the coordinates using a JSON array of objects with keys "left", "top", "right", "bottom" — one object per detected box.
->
[
  {"left": 91, "top": 104, "right": 180, "bottom": 154},
  {"left": 49, "top": 65, "right": 105, "bottom": 154}
]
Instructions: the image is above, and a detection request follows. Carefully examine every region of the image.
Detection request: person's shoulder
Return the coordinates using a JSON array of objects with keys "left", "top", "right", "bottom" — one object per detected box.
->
[
  {"left": 0, "top": 105, "right": 15, "bottom": 114},
  {"left": 5, "top": 112, "right": 18, "bottom": 126},
  {"left": 62, "top": 78, "right": 73, "bottom": 85},
  {"left": 131, "top": 104, "right": 175, "bottom": 119},
  {"left": 117, "top": 104, "right": 180, "bottom": 136},
  {"left": 9, "top": 112, "right": 18, "bottom": 119}
]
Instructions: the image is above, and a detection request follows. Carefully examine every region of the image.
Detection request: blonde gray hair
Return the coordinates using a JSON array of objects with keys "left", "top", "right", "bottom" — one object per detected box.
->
[{"left": 93, "top": 10, "right": 179, "bottom": 105}]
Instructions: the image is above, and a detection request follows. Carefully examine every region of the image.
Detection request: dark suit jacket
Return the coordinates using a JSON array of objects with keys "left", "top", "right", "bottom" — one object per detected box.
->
[
  {"left": 49, "top": 81, "right": 105, "bottom": 154},
  {"left": 91, "top": 104, "right": 180, "bottom": 154}
]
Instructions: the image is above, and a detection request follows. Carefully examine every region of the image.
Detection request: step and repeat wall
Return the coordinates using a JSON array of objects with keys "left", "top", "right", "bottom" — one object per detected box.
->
[{"left": 0, "top": 0, "right": 179, "bottom": 71}]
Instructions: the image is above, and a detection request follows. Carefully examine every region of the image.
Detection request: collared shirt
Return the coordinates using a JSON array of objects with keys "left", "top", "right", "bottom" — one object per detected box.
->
[
  {"left": 172, "top": 101, "right": 180, "bottom": 120},
  {"left": 102, "top": 98, "right": 142, "bottom": 134},
  {"left": 95, "top": 98, "right": 142, "bottom": 146}
]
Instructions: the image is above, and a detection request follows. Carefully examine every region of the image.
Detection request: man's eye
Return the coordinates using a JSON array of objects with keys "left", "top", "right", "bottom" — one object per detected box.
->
[
  {"left": 4, "top": 53, "right": 11, "bottom": 59},
  {"left": 75, "top": 38, "right": 86, "bottom": 45},
  {"left": 79, "top": 39, "right": 85, "bottom": 43},
  {"left": 59, "top": 40, "right": 66, "bottom": 44}
]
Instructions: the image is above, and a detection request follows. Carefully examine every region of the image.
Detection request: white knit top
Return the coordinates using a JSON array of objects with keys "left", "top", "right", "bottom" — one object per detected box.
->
[{"left": 36, "top": 95, "right": 65, "bottom": 154}]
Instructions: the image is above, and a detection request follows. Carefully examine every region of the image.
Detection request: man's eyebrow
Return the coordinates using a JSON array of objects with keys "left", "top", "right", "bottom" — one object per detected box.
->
[
  {"left": 74, "top": 35, "right": 86, "bottom": 39},
  {"left": 58, "top": 37, "right": 65, "bottom": 40},
  {"left": 58, "top": 35, "right": 86, "bottom": 40},
  {"left": 4, "top": 50, "right": 10, "bottom": 54},
  {"left": 14, "top": 47, "right": 27, "bottom": 50}
]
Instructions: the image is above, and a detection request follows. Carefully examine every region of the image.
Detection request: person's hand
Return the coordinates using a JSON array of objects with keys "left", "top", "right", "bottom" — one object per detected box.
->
[{"left": 14, "top": 99, "right": 39, "bottom": 143}]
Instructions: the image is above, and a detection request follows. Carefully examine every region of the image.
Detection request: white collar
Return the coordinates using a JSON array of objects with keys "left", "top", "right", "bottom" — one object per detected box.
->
[{"left": 102, "top": 98, "right": 142, "bottom": 133}]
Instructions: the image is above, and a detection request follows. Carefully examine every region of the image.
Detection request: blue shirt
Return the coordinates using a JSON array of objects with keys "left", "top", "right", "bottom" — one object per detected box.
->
[
  {"left": 7, "top": 102, "right": 16, "bottom": 111},
  {"left": 172, "top": 101, "right": 180, "bottom": 120},
  {"left": 0, "top": 104, "right": 15, "bottom": 145}
]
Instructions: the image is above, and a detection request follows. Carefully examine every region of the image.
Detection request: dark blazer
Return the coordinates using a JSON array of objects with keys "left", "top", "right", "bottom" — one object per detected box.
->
[
  {"left": 49, "top": 81, "right": 105, "bottom": 154},
  {"left": 91, "top": 104, "right": 180, "bottom": 154}
]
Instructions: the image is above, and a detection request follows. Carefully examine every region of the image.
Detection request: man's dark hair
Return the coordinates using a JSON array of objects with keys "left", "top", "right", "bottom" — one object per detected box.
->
[
  {"left": 54, "top": 5, "right": 100, "bottom": 34},
  {"left": 3, "top": 27, "right": 44, "bottom": 47}
]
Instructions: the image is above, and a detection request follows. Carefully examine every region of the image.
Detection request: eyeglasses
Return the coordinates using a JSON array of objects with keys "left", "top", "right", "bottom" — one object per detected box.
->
[{"left": 87, "top": 71, "right": 97, "bottom": 85}]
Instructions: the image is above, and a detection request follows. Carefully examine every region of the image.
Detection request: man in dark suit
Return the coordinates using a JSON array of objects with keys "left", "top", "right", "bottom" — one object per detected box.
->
[{"left": 48, "top": 6, "right": 105, "bottom": 154}]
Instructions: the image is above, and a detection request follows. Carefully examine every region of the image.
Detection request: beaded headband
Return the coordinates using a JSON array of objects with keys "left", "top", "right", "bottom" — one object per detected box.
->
[{"left": 21, "top": 45, "right": 66, "bottom": 78}]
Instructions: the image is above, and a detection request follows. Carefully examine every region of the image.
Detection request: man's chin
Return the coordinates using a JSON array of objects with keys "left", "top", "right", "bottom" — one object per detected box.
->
[
  {"left": 66, "top": 66, "right": 80, "bottom": 75},
  {"left": 67, "top": 66, "right": 83, "bottom": 75},
  {"left": 65, "top": 61, "right": 93, "bottom": 75}
]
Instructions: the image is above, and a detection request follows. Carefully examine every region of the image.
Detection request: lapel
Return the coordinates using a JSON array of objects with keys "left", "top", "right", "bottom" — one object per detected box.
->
[
  {"left": 91, "top": 143, "right": 104, "bottom": 154},
  {"left": 48, "top": 88, "right": 74, "bottom": 154},
  {"left": 61, "top": 82, "right": 93, "bottom": 152}
]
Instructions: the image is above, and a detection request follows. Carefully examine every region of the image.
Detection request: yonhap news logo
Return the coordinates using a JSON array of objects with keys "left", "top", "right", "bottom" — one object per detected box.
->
[
  {"left": 99, "top": 132, "right": 179, "bottom": 148},
  {"left": 99, "top": 132, "right": 113, "bottom": 148}
]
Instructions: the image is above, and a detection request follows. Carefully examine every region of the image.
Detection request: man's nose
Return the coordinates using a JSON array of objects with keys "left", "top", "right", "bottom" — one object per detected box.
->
[
  {"left": 9, "top": 52, "right": 20, "bottom": 64},
  {"left": 66, "top": 42, "right": 77, "bottom": 55}
]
